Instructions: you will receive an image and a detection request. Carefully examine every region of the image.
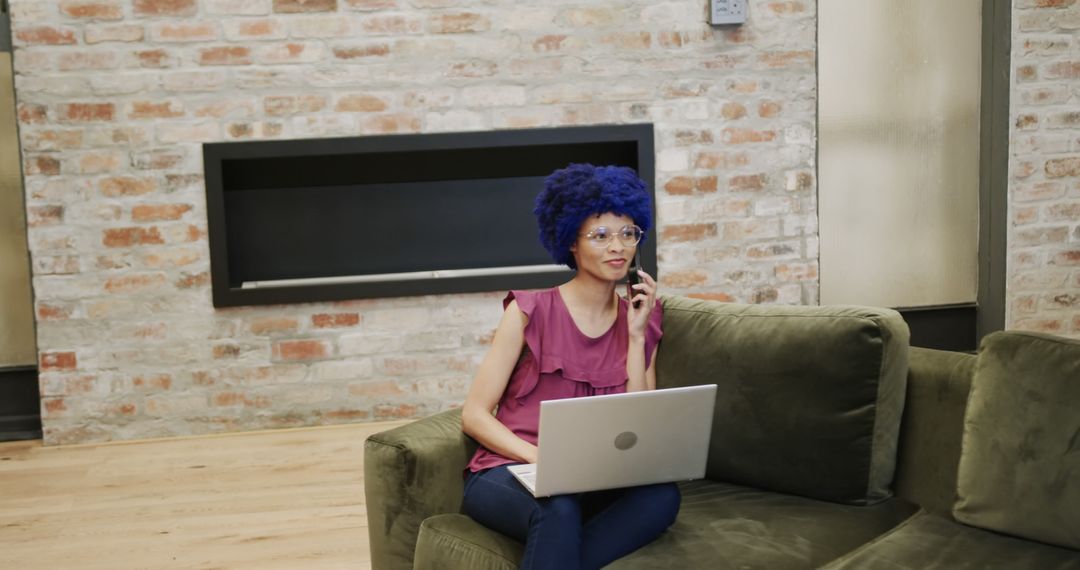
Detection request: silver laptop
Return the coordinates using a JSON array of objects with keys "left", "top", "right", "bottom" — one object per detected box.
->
[{"left": 507, "top": 384, "right": 717, "bottom": 497}]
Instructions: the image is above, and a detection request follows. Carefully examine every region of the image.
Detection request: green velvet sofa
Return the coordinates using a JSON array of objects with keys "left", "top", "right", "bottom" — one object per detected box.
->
[{"left": 364, "top": 296, "right": 1080, "bottom": 569}]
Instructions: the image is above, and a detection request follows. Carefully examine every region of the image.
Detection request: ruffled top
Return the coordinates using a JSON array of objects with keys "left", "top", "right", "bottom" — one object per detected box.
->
[{"left": 466, "top": 287, "right": 664, "bottom": 473}]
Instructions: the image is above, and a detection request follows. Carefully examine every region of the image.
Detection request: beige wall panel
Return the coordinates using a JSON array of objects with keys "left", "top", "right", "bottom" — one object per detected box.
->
[
  {"left": 0, "top": 52, "right": 36, "bottom": 367},
  {"left": 819, "top": 0, "right": 981, "bottom": 307}
]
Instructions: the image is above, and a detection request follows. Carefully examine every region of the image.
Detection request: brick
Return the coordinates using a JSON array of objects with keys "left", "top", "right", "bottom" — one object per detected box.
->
[
  {"left": 662, "top": 270, "right": 708, "bottom": 288},
  {"left": 60, "top": 103, "right": 115, "bottom": 123},
  {"left": 362, "top": 113, "right": 421, "bottom": 133},
  {"left": 1013, "top": 206, "right": 1039, "bottom": 226},
  {"left": 766, "top": 1, "right": 808, "bottom": 14},
  {"left": 257, "top": 42, "right": 325, "bottom": 64},
  {"left": 141, "top": 246, "right": 202, "bottom": 268},
  {"left": 1013, "top": 318, "right": 1064, "bottom": 334},
  {"left": 345, "top": 0, "right": 396, "bottom": 9},
  {"left": 661, "top": 223, "right": 717, "bottom": 243},
  {"left": 722, "top": 219, "right": 782, "bottom": 241},
  {"left": 775, "top": 263, "right": 818, "bottom": 281},
  {"left": 85, "top": 24, "right": 145, "bottom": 44},
  {"left": 225, "top": 19, "right": 286, "bottom": 40},
  {"left": 333, "top": 93, "right": 389, "bottom": 113},
  {"left": 26, "top": 155, "right": 61, "bottom": 176},
  {"left": 248, "top": 317, "right": 299, "bottom": 335},
  {"left": 28, "top": 205, "right": 64, "bottom": 227},
  {"left": 687, "top": 292, "right": 734, "bottom": 302},
  {"left": 1046, "top": 157, "right": 1080, "bottom": 178},
  {"left": 273, "top": 0, "right": 336, "bottom": 12},
  {"left": 759, "top": 100, "right": 783, "bottom": 117},
  {"left": 153, "top": 22, "right": 218, "bottom": 43},
  {"left": 100, "top": 177, "right": 156, "bottom": 197},
  {"left": 374, "top": 403, "right": 424, "bottom": 420},
  {"left": 176, "top": 271, "right": 210, "bottom": 289},
  {"left": 104, "top": 273, "right": 168, "bottom": 293},
  {"left": 1052, "top": 250, "right": 1080, "bottom": 266},
  {"left": 673, "top": 129, "right": 713, "bottom": 146},
  {"left": 35, "top": 255, "right": 80, "bottom": 275},
  {"left": 359, "top": 15, "right": 421, "bottom": 34},
  {"left": 1012, "top": 226, "right": 1070, "bottom": 247},
  {"left": 18, "top": 104, "right": 48, "bottom": 124},
  {"left": 132, "top": 149, "right": 186, "bottom": 170},
  {"left": 664, "top": 176, "right": 717, "bottom": 195},
  {"left": 132, "top": 203, "right": 193, "bottom": 222},
  {"left": 729, "top": 174, "right": 767, "bottom": 192},
  {"left": 332, "top": 43, "right": 391, "bottom": 59},
  {"left": 206, "top": 0, "right": 271, "bottom": 14},
  {"left": 134, "top": 0, "right": 197, "bottom": 16},
  {"left": 348, "top": 380, "right": 406, "bottom": 398},
  {"left": 38, "top": 302, "right": 75, "bottom": 321},
  {"left": 135, "top": 49, "right": 171, "bottom": 68},
  {"left": 429, "top": 13, "right": 491, "bottom": 34},
  {"left": 128, "top": 100, "right": 185, "bottom": 119},
  {"left": 199, "top": 46, "right": 253, "bottom": 66},
  {"left": 1016, "top": 114, "right": 1039, "bottom": 130},
  {"left": 758, "top": 50, "right": 814, "bottom": 68},
  {"left": 1044, "top": 61, "right": 1080, "bottom": 80},
  {"left": 78, "top": 151, "right": 123, "bottom": 174},
  {"left": 312, "top": 313, "right": 361, "bottom": 328},
  {"left": 212, "top": 391, "right": 271, "bottom": 408},
  {"left": 41, "top": 351, "right": 77, "bottom": 371},
  {"left": 272, "top": 339, "right": 331, "bottom": 361},
  {"left": 533, "top": 34, "right": 568, "bottom": 53},
  {"left": 60, "top": 1, "right": 123, "bottom": 19},
  {"left": 1047, "top": 111, "right": 1080, "bottom": 129},
  {"left": 15, "top": 26, "right": 77, "bottom": 46},
  {"left": 132, "top": 374, "right": 173, "bottom": 391},
  {"left": 213, "top": 343, "right": 241, "bottom": 359},
  {"left": 102, "top": 226, "right": 164, "bottom": 247},
  {"left": 448, "top": 60, "right": 498, "bottom": 78},
  {"left": 722, "top": 128, "right": 777, "bottom": 144},
  {"left": 721, "top": 102, "right": 747, "bottom": 119}
]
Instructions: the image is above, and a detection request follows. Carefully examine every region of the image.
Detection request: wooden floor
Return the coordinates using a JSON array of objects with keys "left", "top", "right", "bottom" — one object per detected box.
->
[{"left": 0, "top": 420, "right": 410, "bottom": 569}]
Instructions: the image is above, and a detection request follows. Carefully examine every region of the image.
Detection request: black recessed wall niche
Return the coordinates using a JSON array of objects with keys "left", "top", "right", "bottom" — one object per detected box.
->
[{"left": 203, "top": 124, "right": 657, "bottom": 307}]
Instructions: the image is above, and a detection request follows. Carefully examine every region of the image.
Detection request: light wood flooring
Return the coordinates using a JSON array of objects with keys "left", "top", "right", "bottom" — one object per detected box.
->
[{"left": 0, "top": 420, "right": 410, "bottom": 569}]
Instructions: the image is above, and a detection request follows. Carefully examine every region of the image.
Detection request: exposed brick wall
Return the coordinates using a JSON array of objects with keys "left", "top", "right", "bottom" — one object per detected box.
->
[
  {"left": 12, "top": 0, "right": 816, "bottom": 444},
  {"left": 1009, "top": 0, "right": 1080, "bottom": 338}
]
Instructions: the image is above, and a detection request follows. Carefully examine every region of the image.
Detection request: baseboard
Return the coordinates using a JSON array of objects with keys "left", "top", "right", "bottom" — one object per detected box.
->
[{"left": 0, "top": 366, "right": 41, "bottom": 442}]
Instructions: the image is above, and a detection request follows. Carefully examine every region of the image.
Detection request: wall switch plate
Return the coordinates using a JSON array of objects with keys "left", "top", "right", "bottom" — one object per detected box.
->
[{"left": 710, "top": 0, "right": 747, "bottom": 25}]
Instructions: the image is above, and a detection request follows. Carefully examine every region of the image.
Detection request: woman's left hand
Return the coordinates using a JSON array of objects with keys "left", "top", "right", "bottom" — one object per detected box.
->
[{"left": 627, "top": 269, "right": 657, "bottom": 339}]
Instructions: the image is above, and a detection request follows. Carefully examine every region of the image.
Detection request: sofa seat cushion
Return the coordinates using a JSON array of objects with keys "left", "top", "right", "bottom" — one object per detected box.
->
[
  {"left": 414, "top": 479, "right": 918, "bottom": 570},
  {"left": 823, "top": 511, "right": 1080, "bottom": 569}
]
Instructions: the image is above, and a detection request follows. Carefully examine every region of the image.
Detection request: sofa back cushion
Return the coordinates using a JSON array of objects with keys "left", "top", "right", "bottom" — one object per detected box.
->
[
  {"left": 953, "top": 331, "right": 1080, "bottom": 550},
  {"left": 656, "top": 296, "right": 909, "bottom": 505}
]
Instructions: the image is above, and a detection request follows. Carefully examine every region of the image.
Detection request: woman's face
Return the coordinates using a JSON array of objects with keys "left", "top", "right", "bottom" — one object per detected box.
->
[{"left": 570, "top": 212, "right": 637, "bottom": 282}]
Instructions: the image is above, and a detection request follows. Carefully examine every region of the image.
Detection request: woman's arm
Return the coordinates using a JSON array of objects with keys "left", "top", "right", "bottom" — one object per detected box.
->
[
  {"left": 461, "top": 300, "right": 539, "bottom": 464},
  {"left": 626, "top": 270, "right": 659, "bottom": 392}
]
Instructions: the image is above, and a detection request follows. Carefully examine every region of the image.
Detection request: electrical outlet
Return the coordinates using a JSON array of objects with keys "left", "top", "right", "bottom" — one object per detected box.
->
[{"left": 710, "top": 0, "right": 747, "bottom": 25}]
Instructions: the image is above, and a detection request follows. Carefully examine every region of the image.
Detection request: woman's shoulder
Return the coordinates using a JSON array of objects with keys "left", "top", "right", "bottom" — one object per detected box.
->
[{"left": 503, "top": 288, "right": 560, "bottom": 313}]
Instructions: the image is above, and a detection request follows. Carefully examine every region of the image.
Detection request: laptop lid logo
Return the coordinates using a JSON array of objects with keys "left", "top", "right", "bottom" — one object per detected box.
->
[{"left": 614, "top": 431, "right": 638, "bottom": 450}]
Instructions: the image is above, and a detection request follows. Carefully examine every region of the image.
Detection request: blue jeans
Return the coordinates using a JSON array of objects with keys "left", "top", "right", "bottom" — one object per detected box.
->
[{"left": 462, "top": 465, "right": 681, "bottom": 570}]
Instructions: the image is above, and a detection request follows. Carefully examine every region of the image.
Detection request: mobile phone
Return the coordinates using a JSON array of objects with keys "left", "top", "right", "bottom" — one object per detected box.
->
[{"left": 627, "top": 251, "right": 642, "bottom": 308}]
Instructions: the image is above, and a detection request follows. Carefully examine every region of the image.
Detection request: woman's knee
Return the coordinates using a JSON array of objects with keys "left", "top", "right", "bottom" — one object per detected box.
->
[
  {"left": 537, "top": 494, "right": 582, "bottom": 526},
  {"left": 646, "top": 483, "right": 681, "bottom": 527}
]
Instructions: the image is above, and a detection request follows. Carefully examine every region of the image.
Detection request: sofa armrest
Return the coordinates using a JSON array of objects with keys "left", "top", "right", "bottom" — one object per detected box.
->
[
  {"left": 892, "top": 347, "right": 975, "bottom": 517},
  {"left": 364, "top": 408, "right": 478, "bottom": 570}
]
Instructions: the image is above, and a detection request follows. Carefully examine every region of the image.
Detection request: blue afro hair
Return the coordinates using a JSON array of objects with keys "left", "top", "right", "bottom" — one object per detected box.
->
[{"left": 534, "top": 163, "right": 653, "bottom": 269}]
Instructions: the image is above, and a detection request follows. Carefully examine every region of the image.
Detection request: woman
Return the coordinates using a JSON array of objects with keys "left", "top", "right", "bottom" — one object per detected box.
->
[{"left": 461, "top": 163, "right": 680, "bottom": 570}]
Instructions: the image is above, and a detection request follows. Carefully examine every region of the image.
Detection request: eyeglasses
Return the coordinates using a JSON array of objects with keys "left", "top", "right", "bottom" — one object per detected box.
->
[{"left": 580, "top": 225, "right": 644, "bottom": 248}]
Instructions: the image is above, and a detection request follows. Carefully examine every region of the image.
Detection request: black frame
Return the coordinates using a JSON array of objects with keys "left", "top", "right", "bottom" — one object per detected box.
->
[{"left": 203, "top": 124, "right": 657, "bottom": 307}]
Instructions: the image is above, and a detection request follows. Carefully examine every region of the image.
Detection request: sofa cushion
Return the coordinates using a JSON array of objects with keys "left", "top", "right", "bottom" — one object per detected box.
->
[
  {"left": 954, "top": 331, "right": 1080, "bottom": 550},
  {"left": 415, "top": 480, "right": 917, "bottom": 570},
  {"left": 823, "top": 511, "right": 1080, "bottom": 569},
  {"left": 657, "top": 297, "right": 909, "bottom": 505}
]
